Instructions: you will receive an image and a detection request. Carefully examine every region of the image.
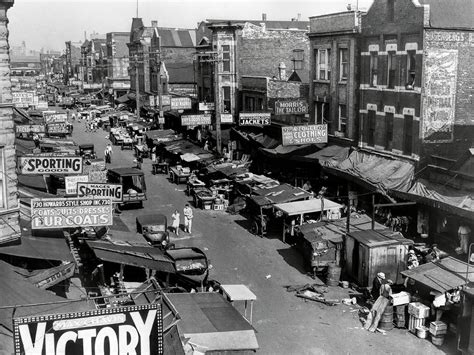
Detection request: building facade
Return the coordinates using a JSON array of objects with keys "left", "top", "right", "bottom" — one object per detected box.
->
[
  {"left": 106, "top": 32, "right": 130, "bottom": 101},
  {"left": 64, "top": 41, "right": 81, "bottom": 84},
  {"left": 80, "top": 38, "right": 107, "bottom": 87}
]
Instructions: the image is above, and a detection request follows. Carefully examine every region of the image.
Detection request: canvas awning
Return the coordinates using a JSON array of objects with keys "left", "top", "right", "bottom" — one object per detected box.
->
[
  {"left": 253, "top": 183, "right": 312, "bottom": 204},
  {"left": 298, "top": 145, "right": 351, "bottom": 167},
  {"left": 274, "top": 198, "right": 342, "bottom": 216},
  {"left": 401, "top": 256, "right": 474, "bottom": 293},
  {"left": 181, "top": 152, "right": 201, "bottom": 162},
  {"left": 0, "top": 235, "right": 73, "bottom": 261}
]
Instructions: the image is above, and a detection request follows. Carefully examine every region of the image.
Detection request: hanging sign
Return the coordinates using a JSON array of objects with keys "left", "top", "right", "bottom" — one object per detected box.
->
[
  {"left": 149, "top": 95, "right": 156, "bottom": 107},
  {"left": 77, "top": 182, "right": 123, "bottom": 202},
  {"left": 44, "top": 113, "right": 67, "bottom": 123},
  {"left": 65, "top": 175, "right": 89, "bottom": 195},
  {"left": 239, "top": 112, "right": 271, "bottom": 126},
  {"left": 13, "top": 304, "right": 164, "bottom": 355},
  {"left": 281, "top": 124, "right": 328, "bottom": 146},
  {"left": 199, "top": 102, "right": 215, "bottom": 111},
  {"left": 16, "top": 125, "right": 45, "bottom": 134},
  {"left": 181, "top": 114, "right": 211, "bottom": 126},
  {"left": 220, "top": 113, "right": 233, "bottom": 124},
  {"left": 275, "top": 99, "right": 308, "bottom": 115},
  {"left": 19, "top": 156, "right": 83, "bottom": 174},
  {"left": 170, "top": 97, "right": 192, "bottom": 110},
  {"left": 47, "top": 122, "right": 69, "bottom": 134}
]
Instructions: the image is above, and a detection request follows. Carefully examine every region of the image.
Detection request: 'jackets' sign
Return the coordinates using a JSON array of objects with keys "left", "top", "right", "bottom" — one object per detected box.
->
[
  {"left": 281, "top": 124, "right": 328, "bottom": 146},
  {"left": 19, "top": 156, "right": 83, "bottom": 174},
  {"left": 31, "top": 197, "right": 113, "bottom": 229},
  {"left": 16, "top": 125, "right": 45, "bottom": 134},
  {"left": 275, "top": 99, "right": 308, "bottom": 115},
  {"left": 181, "top": 114, "right": 211, "bottom": 126},
  {"left": 77, "top": 182, "right": 123, "bottom": 202},
  {"left": 170, "top": 97, "right": 192, "bottom": 110},
  {"left": 13, "top": 304, "right": 163, "bottom": 355},
  {"left": 239, "top": 112, "right": 271, "bottom": 126}
]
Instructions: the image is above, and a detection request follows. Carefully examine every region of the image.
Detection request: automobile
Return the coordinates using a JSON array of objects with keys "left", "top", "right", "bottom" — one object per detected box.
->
[
  {"left": 136, "top": 214, "right": 170, "bottom": 248},
  {"left": 107, "top": 167, "right": 147, "bottom": 208},
  {"left": 77, "top": 143, "right": 96, "bottom": 160},
  {"left": 165, "top": 247, "right": 210, "bottom": 290}
]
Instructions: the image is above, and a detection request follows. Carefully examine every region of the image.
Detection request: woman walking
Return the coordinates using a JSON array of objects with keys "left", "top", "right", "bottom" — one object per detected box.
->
[{"left": 171, "top": 209, "right": 180, "bottom": 236}]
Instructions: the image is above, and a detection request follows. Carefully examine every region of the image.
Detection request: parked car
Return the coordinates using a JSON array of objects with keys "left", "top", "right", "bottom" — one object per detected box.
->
[{"left": 136, "top": 214, "right": 170, "bottom": 248}]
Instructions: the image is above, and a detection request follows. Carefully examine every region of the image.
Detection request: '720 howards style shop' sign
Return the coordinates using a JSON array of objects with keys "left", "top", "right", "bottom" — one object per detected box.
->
[
  {"left": 281, "top": 124, "right": 328, "bottom": 146},
  {"left": 30, "top": 197, "right": 113, "bottom": 229},
  {"left": 19, "top": 156, "right": 83, "bottom": 174},
  {"left": 13, "top": 304, "right": 163, "bottom": 355}
]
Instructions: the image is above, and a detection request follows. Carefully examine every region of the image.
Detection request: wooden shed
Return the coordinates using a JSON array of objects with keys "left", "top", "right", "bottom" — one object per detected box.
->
[{"left": 345, "top": 229, "right": 413, "bottom": 286}]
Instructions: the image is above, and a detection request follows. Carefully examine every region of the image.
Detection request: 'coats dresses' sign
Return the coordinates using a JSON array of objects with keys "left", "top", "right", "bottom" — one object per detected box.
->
[
  {"left": 77, "top": 182, "right": 123, "bottom": 202},
  {"left": 13, "top": 304, "right": 163, "bottom": 355},
  {"left": 31, "top": 197, "right": 113, "bottom": 229},
  {"left": 239, "top": 112, "right": 271, "bottom": 126},
  {"left": 275, "top": 99, "right": 308, "bottom": 115},
  {"left": 170, "top": 97, "right": 192, "bottom": 110},
  {"left": 281, "top": 124, "right": 328, "bottom": 146},
  {"left": 181, "top": 114, "right": 211, "bottom": 126},
  {"left": 19, "top": 156, "right": 83, "bottom": 174}
]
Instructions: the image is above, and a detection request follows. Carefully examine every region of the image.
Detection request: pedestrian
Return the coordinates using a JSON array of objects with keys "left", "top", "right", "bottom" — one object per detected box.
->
[
  {"left": 380, "top": 279, "right": 393, "bottom": 298},
  {"left": 371, "top": 272, "right": 385, "bottom": 300},
  {"left": 302, "top": 180, "right": 312, "bottom": 192},
  {"left": 407, "top": 250, "right": 419, "bottom": 269},
  {"left": 104, "top": 143, "right": 113, "bottom": 164},
  {"left": 183, "top": 204, "right": 193, "bottom": 234},
  {"left": 203, "top": 140, "right": 209, "bottom": 151},
  {"left": 136, "top": 154, "right": 143, "bottom": 169},
  {"left": 171, "top": 209, "right": 180, "bottom": 236},
  {"left": 457, "top": 225, "right": 471, "bottom": 254},
  {"left": 33, "top": 133, "right": 40, "bottom": 148}
]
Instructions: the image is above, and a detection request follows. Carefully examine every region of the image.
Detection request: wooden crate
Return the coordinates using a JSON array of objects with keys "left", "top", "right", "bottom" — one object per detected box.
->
[
  {"left": 408, "top": 302, "right": 430, "bottom": 318},
  {"left": 429, "top": 321, "right": 448, "bottom": 336},
  {"left": 408, "top": 315, "right": 424, "bottom": 333}
]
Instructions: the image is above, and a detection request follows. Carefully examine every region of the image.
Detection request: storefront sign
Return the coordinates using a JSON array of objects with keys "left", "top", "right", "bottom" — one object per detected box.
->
[
  {"left": 149, "top": 96, "right": 155, "bottom": 107},
  {"left": 31, "top": 197, "right": 113, "bottom": 229},
  {"left": 171, "top": 97, "right": 192, "bottom": 110},
  {"left": 44, "top": 113, "right": 67, "bottom": 123},
  {"left": 65, "top": 175, "right": 89, "bottom": 195},
  {"left": 220, "top": 113, "right": 233, "bottom": 124},
  {"left": 199, "top": 102, "right": 215, "bottom": 111},
  {"left": 77, "top": 182, "right": 123, "bottom": 202},
  {"left": 36, "top": 101, "right": 48, "bottom": 109},
  {"left": 47, "top": 122, "right": 69, "bottom": 134},
  {"left": 239, "top": 112, "right": 271, "bottom": 126},
  {"left": 159, "top": 95, "right": 171, "bottom": 106},
  {"left": 275, "top": 99, "right": 308, "bottom": 115},
  {"left": 13, "top": 91, "right": 35, "bottom": 107},
  {"left": 281, "top": 124, "right": 328, "bottom": 146},
  {"left": 13, "top": 304, "right": 163, "bottom": 355},
  {"left": 19, "top": 156, "right": 83, "bottom": 174},
  {"left": 181, "top": 114, "right": 211, "bottom": 126},
  {"left": 15, "top": 125, "right": 45, "bottom": 134}
]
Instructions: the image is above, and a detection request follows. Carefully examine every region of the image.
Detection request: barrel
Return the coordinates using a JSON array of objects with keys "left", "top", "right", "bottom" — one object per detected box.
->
[
  {"left": 432, "top": 334, "right": 445, "bottom": 346},
  {"left": 416, "top": 326, "right": 428, "bottom": 339},
  {"left": 326, "top": 263, "right": 342, "bottom": 286},
  {"left": 379, "top": 305, "right": 394, "bottom": 331}
]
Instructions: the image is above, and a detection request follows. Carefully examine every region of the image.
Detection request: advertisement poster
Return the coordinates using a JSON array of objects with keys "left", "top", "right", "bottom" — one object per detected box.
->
[
  {"left": 65, "top": 175, "right": 89, "bottom": 195},
  {"left": 44, "top": 113, "right": 67, "bottom": 123},
  {"left": 281, "top": 124, "right": 328, "bottom": 146},
  {"left": 77, "top": 182, "right": 123, "bottom": 202},
  {"left": 239, "top": 112, "right": 271, "bottom": 126},
  {"left": 422, "top": 48, "right": 458, "bottom": 143},
  {"left": 19, "top": 156, "right": 83, "bottom": 175},
  {"left": 13, "top": 304, "right": 163, "bottom": 355},
  {"left": 275, "top": 99, "right": 308, "bottom": 115},
  {"left": 170, "top": 97, "right": 192, "bottom": 110},
  {"left": 47, "top": 123, "right": 69, "bottom": 134},
  {"left": 181, "top": 114, "right": 211, "bottom": 126},
  {"left": 31, "top": 197, "right": 113, "bottom": 229}
]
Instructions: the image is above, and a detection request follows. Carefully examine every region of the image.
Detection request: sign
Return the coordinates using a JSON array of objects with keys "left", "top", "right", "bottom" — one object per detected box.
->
[
  {"left": 44, "top": 113, "right": 67, "bottom": 123},
  {"left": 220, "top": 113, "right": 233, "bottom": 124},
  {"left": 422, "top": 48, "right": 458, "bottom": 143},
  {"left": 199, "top": 102, "right": 215, "bottom": 111},
  {"left": 239, "top": 112, "right": 271, "bottom": 126},
  {"left": 170, "top": 97, "right": 192, "bottom": 110},
  {"left": 160, "top": 95, "right": 171, "bottom": 106},
  {"left": 275, "top": 99, "right": 308, "bottom": 115},
  {"left": 149, "top": 95, "right": 155, "bottom": 107},
  {"left": 47, "top": 122, "right": 69, "bottom": 134},
  {"left": 12, "top": 91, "right": 35, "bottom": 107},
  {"left": 32, "top": 262, "right": 75, "bottom": 289},
  {"left": 65, "top": 175, "right": 89, "bottom": 195},
  {"left": 19, "top": 156, "right": 83, "bottom": 175},
  {"left": 31, "top": 197, "right": 113, "bottom": 229},
  {"left": 181, "top": 114, "right": 211, "bottom": 126},
  {"left": 13, "top": 304, "right": 163, "bottom": 355},
  {"left": 88, "top": 170, "right": 108, "bottom": 183},
  {"left": 77, "top": 182, "right": 123, "bottom": 202},
  {"left": 281, "top": 124, "right": 328, "bottom": 146},
  {"left": 36, "top": 101, "right": 48, "bottom": 109},
  {"left": 16, "top": 125, "right": 45, "bottom": 134}
]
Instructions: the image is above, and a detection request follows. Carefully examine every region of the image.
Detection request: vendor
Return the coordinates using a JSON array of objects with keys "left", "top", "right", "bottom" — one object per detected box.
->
[{"left": 371, "top": 272, "right": 385, "bottom": 300}]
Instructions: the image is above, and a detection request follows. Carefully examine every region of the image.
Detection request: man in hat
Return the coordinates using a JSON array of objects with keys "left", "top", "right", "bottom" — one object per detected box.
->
[
  {"left": 407, "top": 249, "right": 419, "bottom": 269},
  {"left": 371, "top": 272, "right": 385, "bottom": 300}
]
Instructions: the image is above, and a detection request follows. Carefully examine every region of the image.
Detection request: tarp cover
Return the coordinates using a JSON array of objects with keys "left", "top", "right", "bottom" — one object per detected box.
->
[
  {"left": 274, "top": 198, "right": 342, "bottom": 216},
  {"left": 0, "top": 235, "right": 73, "bottom": 261},
  {"left": 301, "top": 145, "right": 351, "bottom": 167},
  {"left": 252, "top": 183, "right": 312, "bottom": 205}
]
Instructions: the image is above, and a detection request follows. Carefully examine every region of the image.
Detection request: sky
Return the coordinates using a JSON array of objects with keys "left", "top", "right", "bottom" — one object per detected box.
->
[{"left": 8, "top": 0, "right": 374, "bottom": 52}]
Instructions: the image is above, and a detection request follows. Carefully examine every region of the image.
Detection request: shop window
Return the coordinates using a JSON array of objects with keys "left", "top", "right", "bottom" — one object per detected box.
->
[
  {"left": 403, "top": 115, "right": 413, "bottom": 155},
  {"left": 0, "top": 148, "right": 5, "bottom": 209},
  {"left": 370, "top": 52, "right": 378, "bottom": 87},
  {"left": 367, "top": 110, "right": 376, "bottom": 147},
  {"left": 339, "top": 48, "right": 349, "bottom": 81},
  {"left": 222, "top": 45, "right": 231, "bottom": 72},
  {"left": 223, "top": 86, "right": 231, "bottom": 113},
  {"left": 316, "top": 49, "right": 331, "bottom": 80},
  {"left": 387, "top": 52, "right": 397, "bottom": 89},
  {"left": 406, "top": 50, "right": 416, "bottom": 89},
  {"left": 385, "top": 112, "right": 394, "bottom": 150},
  {"left": 315, "top": 102, "right": 329, "bottom": 125},
  {"left": 338, "top": 104, "right": 347, "bottom": 135}
]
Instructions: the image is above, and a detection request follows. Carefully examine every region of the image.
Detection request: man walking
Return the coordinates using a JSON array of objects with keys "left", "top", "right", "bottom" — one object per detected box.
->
[
  {"left": 183, "top": 204, "right": 193, "bottom": 234},
  {"left": 104, "top": 143, "right": 113, "bottom": 164}
]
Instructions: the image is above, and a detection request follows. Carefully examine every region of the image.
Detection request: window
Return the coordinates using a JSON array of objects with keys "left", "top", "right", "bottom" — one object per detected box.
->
[
  {"left": 367, "top": 110, "right": 376, "bottom": 147},
  {"left": 385, "top": 112, "right": 394, "bottom": 150},
  {"left": 315, "top": 102, "right": 329, "bottom": 125},
  {"left": 370, "top": 53, "right": 378, "bottom": 87},
  {"left": 406, "top": 50, "right": 416, "bottom": 89},
  {"left": 387, "top": 52, "right": 397, "bottom": 89},
  {"left": 403, "top": 115, "right": 413, "bottom": 155},
  {"left": 0, "top": 148, "right": 4, "bottom": 209},
  {"left": 339, "top": 48, "right": 349, "bottom": 81},
  {"left": 316, "top": 49, "right": 331, "bottom": 80},
  {"left": 223, "top": 86, "right": 231, "bottom": 113},
  {"left": 338, "top": 104, "right": 347, "bottom": 135},
  {"left": 245, "top": 96, "right": 255, "bottom": 111},
  {"left": 388, "top": 0, "right": 395, "bottom": 21},
  {"left": 222, "top": 45, "right": 230, "bottom": 72},
  {"left": 292, "top": 49, "right": 304, "bottom": 70}
]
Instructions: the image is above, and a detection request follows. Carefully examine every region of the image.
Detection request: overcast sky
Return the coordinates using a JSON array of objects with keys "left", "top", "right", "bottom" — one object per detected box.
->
[{"left": 8, "top": 0, "right": 374, "bottom": 52}]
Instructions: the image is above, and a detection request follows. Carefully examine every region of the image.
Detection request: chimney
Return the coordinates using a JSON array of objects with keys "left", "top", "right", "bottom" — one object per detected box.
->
[
  {"left": 297, "top": 13, "right": 301, "bottom": 21},
  {"left": 262, "top": 13, "right": 267, "bottom": 21},
  {"left": 278, "top": 62, "right": 287, "bottom": 81},
  {"left": 151, "top": 20, "right": 158, "bottom": 28}
]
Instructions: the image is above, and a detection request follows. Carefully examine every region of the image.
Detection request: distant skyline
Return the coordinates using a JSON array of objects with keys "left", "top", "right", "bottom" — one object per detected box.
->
[{"left": 8, "top": 0, "right": 374, "bottom": 52}]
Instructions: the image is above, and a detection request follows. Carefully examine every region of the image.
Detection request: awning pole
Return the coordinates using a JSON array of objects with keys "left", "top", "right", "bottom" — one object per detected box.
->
[{"left": 371, "top": 194, "right": 375, "bottom": 230}]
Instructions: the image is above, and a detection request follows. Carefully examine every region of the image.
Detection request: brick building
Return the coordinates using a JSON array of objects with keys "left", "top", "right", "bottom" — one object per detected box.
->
[
  {"left": 0, "top": 0, "right": 20, "bottom": 245},
  {"left": 80, "top": 38, "right": 107, "bottom": 86},
  {"left": 64, "top": 41, "right": 81, "bottom": 83},
  {"left": 106, "top": 32, "right": 130, "bottom": 101}
]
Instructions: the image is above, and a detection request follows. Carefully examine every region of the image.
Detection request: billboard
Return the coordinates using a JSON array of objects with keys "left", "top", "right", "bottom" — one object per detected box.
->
[
  {"left": 275, "top": 99, "right": 308, "bottom": 115},
  {"left": 47, "top": 122, "right": 69, "bottom": 134},
  {"left": 281, "top": 124, "right": 328, "bottom": 146},
  {"left": 170, "top": 97, "right": 192, "bottom": 110},
  {"left": 31, "top": 197, "right": 113, "bottom": 229},
  {"left": 44, "top": 113, "right": 67, "bottom": 123},
  {"left": 19, "top": 156, "right": 83, "bottom": 175},
  {"left": 13, "top": 304, "right": 163, "bottom": 355},
  {"left": 65, "top": 175, "right": 89, "bottom": 195},
  {"left": 239, "top": 112, "right": 271, "bottom": 126},
  {"left": 181, "top": 114, "right": 211, "bottom": 126},
  {"left": 16, "top": 125, "right": 45, "bottom": 134},
  {"left": 77, "top": 182, "right": 123, "bottom": 202}
]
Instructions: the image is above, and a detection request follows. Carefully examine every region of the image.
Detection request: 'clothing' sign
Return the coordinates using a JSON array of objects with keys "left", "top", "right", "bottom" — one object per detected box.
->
[
  {"left": 239, "top": 112, "right": 271, "bottom": 126},
  {"left": 19, "top": 156, "right": 83, "bottom": 174},
  {"left": 281, "top": 124, "right": 328, "bottom": 146}
]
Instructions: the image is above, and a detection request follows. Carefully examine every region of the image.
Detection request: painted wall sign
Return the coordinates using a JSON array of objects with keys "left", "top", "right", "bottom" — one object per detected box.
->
[
  {"left": 13, "top": 304, "right": 163, "bottom": 355},
  {"left": 281, "top": 124, "right": 328, "bottom": 146},
  {"left": 16, "top": 125, "right": 45, "bottom": 134},
  {"left": 239, "top": 112, "right": 271, "bottom": 126},
  {"left": 181, "top": 114, "right": 211, "bottom": 126},
  {"left": 65, "top": 175, "right": 89, "bottom": 195},
  {"left": 170, "top": 97, "right": 192, "bottom": 110},
  {"left": 19, "top": 156, "right": 83, "bottom": 174},
  {"left": 275, "top": 99, "right": 308, "bottom": 115},
  {"left": 31, "top": 197, "right": 113, "bottom": 229},
  {"left": 422, "top": 48, "right": 458, "bottom": 143},
  {"left": 77, "top": 182, "right": 123, "bottom": 202}
]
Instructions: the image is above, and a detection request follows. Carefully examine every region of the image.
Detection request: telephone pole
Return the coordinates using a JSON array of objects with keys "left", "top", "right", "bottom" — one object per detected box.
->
[
  {"left": 214, "top": 55, "right": 222, "bottom": 154},
  {"left": 134, "top": 55, "right": 140, "bottom": 118}
]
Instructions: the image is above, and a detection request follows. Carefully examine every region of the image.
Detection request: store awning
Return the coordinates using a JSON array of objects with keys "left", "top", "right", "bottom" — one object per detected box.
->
[
  {"left": 274, "top": 198, "right": 342, "bottom": 216},
  {"left": 260, "top": 144, "right": 319, "bottom": 157},
  {"left": 401, "top": 256, "right": 474, "bottom": 293},
  {"left": 181, "top": 153, "right": 201, "bottom": 162},
  {"left": 0, "top": 235, "right": 73, "bottom": 261},
  {"left": 299, "top": 145, "right": 351, "bottom": 167},
  {"left": 253, "top": 183, "right": 312, "bottom": 204}
]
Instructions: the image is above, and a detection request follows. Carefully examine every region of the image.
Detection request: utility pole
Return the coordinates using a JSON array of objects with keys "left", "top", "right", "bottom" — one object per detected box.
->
[
  {"left": 134, "top": 54, "right": 140, "bottom": 118},
  {"left": 214, "top": 54, "right": 222, "bottom": 154},
  {"left": 156, "top": 44, "right": 163, "bottom": 129}
]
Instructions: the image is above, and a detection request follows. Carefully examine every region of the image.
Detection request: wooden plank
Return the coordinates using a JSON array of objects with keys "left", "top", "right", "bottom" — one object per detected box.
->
[{"left": 368, "top": 296, "right": 390, "bottom": 332}]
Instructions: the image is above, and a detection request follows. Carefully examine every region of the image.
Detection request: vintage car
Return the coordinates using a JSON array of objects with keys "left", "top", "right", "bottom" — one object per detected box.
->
[
  {"left": 165, "top": 247, "right": 210, "bottom": 290},
  {"left": 107, "top": 167, "right": 147, "bottom": 208},
  {"left": 136, "top": 214, "right": 170, "bottom": 248},
  {"left": 77, "top": 143, "right": 96, "bottom": 160}
]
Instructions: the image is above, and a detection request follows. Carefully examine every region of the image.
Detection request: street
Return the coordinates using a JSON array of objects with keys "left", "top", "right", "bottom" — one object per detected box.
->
[{"left": 70, "top": 118, "right": 451, "bottom": 355}]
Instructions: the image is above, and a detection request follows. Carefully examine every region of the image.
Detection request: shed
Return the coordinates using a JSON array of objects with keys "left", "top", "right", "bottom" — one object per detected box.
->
[{"left": 345, "top": 229, "right": 413, "bottom": 286}]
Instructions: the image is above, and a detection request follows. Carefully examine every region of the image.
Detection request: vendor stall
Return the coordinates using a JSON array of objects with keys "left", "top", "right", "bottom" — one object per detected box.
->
[{"left": 169, "top": 166, "right": 191, "bottom": 184}]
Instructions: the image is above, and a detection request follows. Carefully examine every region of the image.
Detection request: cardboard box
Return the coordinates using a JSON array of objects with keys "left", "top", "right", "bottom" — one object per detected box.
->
[
  {"left": 391, "top": 291, "right": 411, "bottom": 306},
  {"left": 430, "top": 321, "right": 447, "bottom": 335},
  {"left": 408, "top": 302, "right": 430, "bottom": 318}
]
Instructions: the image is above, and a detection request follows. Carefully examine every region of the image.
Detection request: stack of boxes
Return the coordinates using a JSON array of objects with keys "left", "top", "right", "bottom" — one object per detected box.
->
[
  {"left": 390, "top": 291, "right": 411, "bottom": 328},
  {"left": 408, "top": 302, "right": 430, "bottom": 333},
  {"left": 429, "top": 321, "right": 447, "bottom": 346}
]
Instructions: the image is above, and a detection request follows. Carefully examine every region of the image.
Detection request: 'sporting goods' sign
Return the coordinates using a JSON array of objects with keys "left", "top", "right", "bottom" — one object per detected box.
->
[
  {"left": 19, "top": 156, "right": 83, "bottom": 174},
  {"left": 13, "top": 91, "right": 35, "bottom": 107},
  {"left": 44, "top": 113, "right": 67, "bottom": 123},
  {"left": 31, "top": 197, "right": 113, "bottom": 229},
  {"left": 181, "top": 114, "right": 211, "bottom": 126},
  {"left": 13, "top": 304, "right": 163, "bottom": 355},
  {"left": 239, "top": 112, "right": 271, "bottom": 126},
  {"left": 77, "top": 182, "right": 123, "bottom": 202},
  {"left": 282, "top": 124, "right": 328, "bottom": 146},
  {"left": 275, "top": 99, "right": 308, "bottom": 115},
  {"left": 15, "top": 125, "right": 45, "bottom": 134},
  {"left": 65, "top": 175, "right": 89, "bottom": 195},
  {"left": 170, "top": 97, "right": 192, "bottom": 110},
  {"left": 47, "top": 123, "right": 69, "bottom": 134}
]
